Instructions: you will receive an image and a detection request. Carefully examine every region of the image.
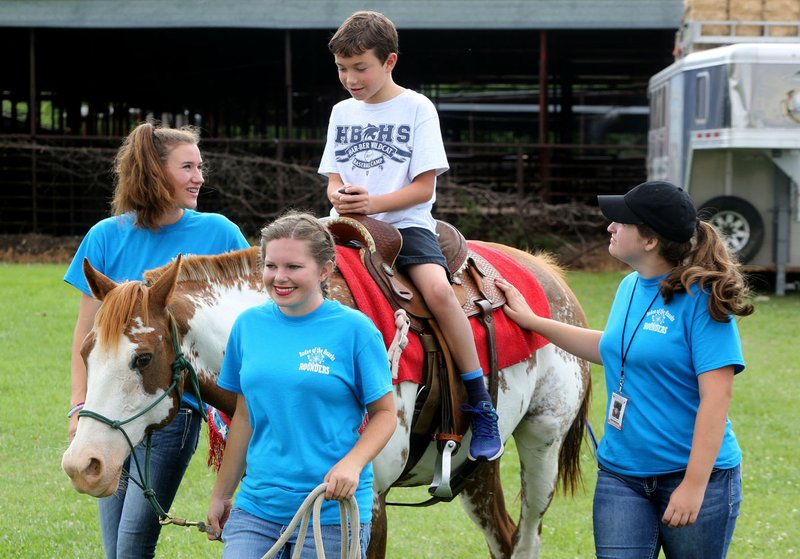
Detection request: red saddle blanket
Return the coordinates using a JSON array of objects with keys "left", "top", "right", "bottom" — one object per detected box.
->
[{"left": 335, "top": 241, "right": 551, "bottom": 384}]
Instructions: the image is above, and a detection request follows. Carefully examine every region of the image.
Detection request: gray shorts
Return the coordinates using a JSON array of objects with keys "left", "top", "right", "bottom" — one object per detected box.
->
[{"left": 396, "top": 227, "right": 448, "bottom": 273}]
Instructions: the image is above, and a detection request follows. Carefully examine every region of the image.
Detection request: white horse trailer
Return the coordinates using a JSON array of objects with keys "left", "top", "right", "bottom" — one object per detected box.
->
[{"left": 648, "top": 43, "right": 800, "bottom": 294}]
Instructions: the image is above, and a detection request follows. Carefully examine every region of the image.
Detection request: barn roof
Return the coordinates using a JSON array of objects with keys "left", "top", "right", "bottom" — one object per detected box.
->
[{"left": 1, "top": 0, "right": 682, "bottom": 30}]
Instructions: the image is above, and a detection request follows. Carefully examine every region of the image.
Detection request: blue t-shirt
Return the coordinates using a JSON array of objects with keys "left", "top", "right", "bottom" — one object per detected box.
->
[
  {"left": 218, "top": 299, "right": 393, "bottom": 525},
  {"left": 64, "top": 210, "right": 249, "bottom": 295},
  {"left": 64, "top": 209, "right": 249, "bottom": 409},
  {"left": 597, "top": 272, "right": 745, "bottom": 476}
]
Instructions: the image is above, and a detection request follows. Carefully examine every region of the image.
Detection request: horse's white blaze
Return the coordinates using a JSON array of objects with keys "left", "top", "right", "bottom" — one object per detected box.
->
[
  {"left": 129, "top": 317, "right": 153, "bottom": 336},
  {"left": 62, "top": 333, "right": 175, "bottom": 496}
]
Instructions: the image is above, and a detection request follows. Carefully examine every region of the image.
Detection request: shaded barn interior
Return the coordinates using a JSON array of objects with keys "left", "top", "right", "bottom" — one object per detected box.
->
[{"left": 1, "top": 4, "right": 679, "bottom": 236}]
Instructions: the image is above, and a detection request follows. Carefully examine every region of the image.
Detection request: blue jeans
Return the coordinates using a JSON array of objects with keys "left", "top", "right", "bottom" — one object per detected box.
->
[
  {"left": 98, "top": 406, "right": 201, "bottom": 559},
  {"left": 222, "top": 506, "right": 371, "bottom": 559},
  {"left": 593, "top": 464, "right": 742, "bottom": 559}
]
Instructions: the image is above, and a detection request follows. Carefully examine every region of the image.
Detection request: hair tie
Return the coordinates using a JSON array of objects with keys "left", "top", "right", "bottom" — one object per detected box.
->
[{"left": 67, "top": 402, "right": 85, "bottom": 418}]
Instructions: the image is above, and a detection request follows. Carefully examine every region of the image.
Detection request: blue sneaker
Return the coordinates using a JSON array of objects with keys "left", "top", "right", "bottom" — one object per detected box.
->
[{"left": 462, "top": 401, "right": 504, "bottom": 462}]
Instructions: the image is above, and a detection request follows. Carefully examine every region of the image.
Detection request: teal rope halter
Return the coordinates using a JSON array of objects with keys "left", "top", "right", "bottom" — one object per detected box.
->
[{"left": 78, "top": 310, "right": 207, "bottom": 522}]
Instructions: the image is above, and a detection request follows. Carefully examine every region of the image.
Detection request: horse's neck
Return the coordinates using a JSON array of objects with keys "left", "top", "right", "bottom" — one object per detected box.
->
[{"left": 176, "top": 280, "right": 267, "bottom": 379}]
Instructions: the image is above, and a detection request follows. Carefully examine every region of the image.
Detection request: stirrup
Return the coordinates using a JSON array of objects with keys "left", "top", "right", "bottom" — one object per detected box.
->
[{"left": 428, "top": 439, "right": 457, "bottom": 498}]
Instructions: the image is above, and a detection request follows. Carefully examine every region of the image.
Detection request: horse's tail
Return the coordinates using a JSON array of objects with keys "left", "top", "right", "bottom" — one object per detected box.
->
[{"left": 558, "top": 363, "right": 592, "bottom": 495}]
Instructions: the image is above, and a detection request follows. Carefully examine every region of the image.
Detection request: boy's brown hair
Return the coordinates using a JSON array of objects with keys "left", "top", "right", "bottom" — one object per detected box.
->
[{"left": 328, "top": 11, "right": 398, "bottom": 63}]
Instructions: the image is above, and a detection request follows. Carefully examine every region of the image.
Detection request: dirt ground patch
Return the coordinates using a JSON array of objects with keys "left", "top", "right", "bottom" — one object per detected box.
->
[
  {"left": 0, "top": 234, "right": 83, "bottom": 264},
  {"left": 0, "top": 233, "right": 626, "bottom": 272}
]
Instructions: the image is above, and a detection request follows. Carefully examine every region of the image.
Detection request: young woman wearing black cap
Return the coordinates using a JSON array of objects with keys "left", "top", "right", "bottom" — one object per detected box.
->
[{"left": 496, "top": 180, "right": 753, "bottom": 559}]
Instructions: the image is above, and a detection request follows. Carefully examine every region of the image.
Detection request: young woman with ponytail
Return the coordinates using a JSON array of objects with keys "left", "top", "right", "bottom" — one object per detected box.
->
[
  {"left": 64, "top": 122, "right": 249, "bottom": 558},
  {"left": 496, "top": 180, "right": 752, "bottom": 559}
]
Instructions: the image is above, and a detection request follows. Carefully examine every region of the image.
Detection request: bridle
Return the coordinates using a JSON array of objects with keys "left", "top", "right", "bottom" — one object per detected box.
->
[{"left": 77, "top": 310, "right": 207, "bottom": 523}]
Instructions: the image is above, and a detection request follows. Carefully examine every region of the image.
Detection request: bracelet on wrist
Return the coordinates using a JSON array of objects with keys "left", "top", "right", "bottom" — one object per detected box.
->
[{"left": 67, "top": 402, "right": 85, "bottom": 418}]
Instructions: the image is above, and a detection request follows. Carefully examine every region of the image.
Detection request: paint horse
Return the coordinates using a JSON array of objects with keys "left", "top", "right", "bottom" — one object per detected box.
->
[{"left": 62, "top": 242, "right": 591, "bottom": 559}]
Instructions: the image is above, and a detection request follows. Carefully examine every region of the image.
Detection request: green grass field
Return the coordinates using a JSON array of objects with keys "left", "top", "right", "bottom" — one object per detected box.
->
[{"left": 0, "top": 263, "right": 797, "bottom": 558}]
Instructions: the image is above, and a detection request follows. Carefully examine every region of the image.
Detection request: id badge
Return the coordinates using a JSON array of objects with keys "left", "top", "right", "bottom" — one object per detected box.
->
[{"left": 607, "top": 391, "right": 629, "bottom": 430}]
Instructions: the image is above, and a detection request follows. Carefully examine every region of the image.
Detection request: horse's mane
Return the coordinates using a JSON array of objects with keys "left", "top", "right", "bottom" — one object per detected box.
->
[
  {"left": 94, "top": 281, "right": 150, "bottom": 349},
  {"left": 94, "top": 248, "right": 258, "bottom": 349},
  {"left": 529, "top": 249, "right": 565, "bottom": 278},
  {"left": 143, "top": 247, "right": 259, "bottom": 285},
  {"left": 480, "top": 242, "right": 566, "bottom": 280}
]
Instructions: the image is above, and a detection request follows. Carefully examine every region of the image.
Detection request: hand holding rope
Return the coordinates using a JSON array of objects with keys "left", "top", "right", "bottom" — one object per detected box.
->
[{"left": 260, "top": 482, "right": 361, "bottom": 559}]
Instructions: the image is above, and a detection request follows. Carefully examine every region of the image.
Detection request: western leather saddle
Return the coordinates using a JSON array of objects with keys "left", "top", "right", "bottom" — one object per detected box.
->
[{"left": 323, "top": 214, "right": 507, "bottom": 502}]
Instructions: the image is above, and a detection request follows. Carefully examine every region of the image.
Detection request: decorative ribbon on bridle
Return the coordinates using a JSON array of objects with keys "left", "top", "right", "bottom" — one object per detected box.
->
[{"left": 77, "top": 309, "right": 208, "bottom": 526}]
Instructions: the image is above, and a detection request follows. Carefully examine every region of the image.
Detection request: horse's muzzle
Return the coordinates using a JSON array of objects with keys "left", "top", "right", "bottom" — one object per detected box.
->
[{"left": 62, "top": 443, "right": 123, "bottom": 498}]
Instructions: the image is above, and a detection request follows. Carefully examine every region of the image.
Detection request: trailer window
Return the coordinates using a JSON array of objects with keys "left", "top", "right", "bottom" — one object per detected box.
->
[{"left": 695, "top": 72, "right": 709, "bottom": 124}]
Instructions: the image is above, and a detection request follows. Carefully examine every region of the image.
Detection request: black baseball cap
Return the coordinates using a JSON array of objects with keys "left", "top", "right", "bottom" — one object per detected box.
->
[{"left": 597, "top": 181, "right": 698, "bottom": 243}]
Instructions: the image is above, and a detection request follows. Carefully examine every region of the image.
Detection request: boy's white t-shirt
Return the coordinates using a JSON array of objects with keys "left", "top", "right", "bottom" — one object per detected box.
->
[{"left": 318, "top": 89, "right": 449, "bottom": 232}]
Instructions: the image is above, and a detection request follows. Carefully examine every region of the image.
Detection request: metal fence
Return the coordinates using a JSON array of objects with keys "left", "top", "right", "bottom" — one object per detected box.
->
[{"left": 0, "top": 134, "right": 646, "bottom": 237}]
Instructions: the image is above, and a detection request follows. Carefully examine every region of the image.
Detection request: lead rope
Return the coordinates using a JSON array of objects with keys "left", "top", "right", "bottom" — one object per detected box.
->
[
  {"left": 260, "top": 483, "right": 361, "bottom": 559},
  {"left": 386, "top": 309, "right": 410, "bottom": 380}
]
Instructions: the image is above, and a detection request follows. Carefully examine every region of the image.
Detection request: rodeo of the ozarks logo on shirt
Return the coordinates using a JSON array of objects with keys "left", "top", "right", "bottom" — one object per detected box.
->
[
  {"left": 333, "top": 123, "right": 413, "bottom": 172},
  {"left": 643, "top": 307, "right": 675, "bottom": 334},
  {"left": 298, "top": 346, "right": 336, "bottom": 375}
]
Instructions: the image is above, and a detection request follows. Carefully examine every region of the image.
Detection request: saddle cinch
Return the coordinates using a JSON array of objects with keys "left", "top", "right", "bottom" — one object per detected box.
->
[{"left": 323, "top": 214, "right": 506, "bottom": 503}]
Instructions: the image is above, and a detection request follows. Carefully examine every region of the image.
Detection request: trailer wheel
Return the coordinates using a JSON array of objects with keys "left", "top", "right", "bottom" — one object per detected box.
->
[{"left": 699, "top": 196, "right": 764, "bottom": 263}]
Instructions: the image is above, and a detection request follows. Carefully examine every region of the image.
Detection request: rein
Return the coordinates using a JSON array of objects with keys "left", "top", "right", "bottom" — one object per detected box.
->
[{"left": 78, "top": 310, "right": 210, "bottom": 530}]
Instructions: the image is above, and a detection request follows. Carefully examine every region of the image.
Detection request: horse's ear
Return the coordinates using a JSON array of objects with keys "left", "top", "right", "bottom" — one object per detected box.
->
[
  {"left": 148, "top": 254, "right": 182, "bottom": 309},
  {"left": 83, "top": 258, "right": 118, "bottom": 301}
]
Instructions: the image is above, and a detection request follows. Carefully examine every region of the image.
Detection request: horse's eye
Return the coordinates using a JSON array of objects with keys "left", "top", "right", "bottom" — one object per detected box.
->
[{"left": 131, "top": 353, "right": 153, "bottom": 370}]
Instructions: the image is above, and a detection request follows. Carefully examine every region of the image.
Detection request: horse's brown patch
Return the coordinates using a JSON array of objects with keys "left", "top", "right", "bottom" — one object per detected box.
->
[
  {"left": 396, "top": 407, "right": 408, "bottom": 429},
  {"left": 330, "top": 274, "right": 356, "bottom": 308}
]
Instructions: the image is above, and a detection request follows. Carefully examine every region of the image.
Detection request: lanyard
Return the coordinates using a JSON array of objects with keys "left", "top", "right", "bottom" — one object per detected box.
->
[{"left": 618, "top": 278, "right": 660, "bottom": 394}]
